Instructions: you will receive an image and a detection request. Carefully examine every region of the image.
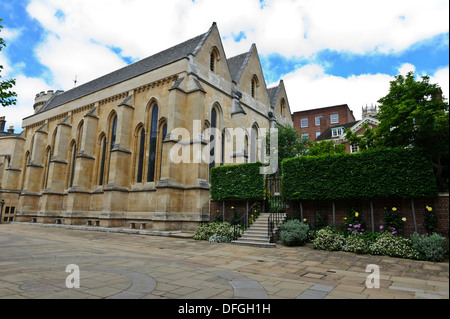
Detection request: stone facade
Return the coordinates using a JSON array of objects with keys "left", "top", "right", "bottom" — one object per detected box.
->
[{"left": 0, "top": 23, "right": 292, "bottom": 230}]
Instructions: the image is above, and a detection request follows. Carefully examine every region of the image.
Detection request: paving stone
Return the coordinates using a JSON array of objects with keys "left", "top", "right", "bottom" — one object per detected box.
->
[
  {"left": 0, "top": 224, "right": 448, "bottom": 300},
  {"left": 296, "top": 289, "right": 328, "bottom": 299}
]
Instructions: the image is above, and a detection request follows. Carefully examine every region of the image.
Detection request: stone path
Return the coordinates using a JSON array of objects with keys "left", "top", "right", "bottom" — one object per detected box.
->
[{"left": 0, "top": 223, "right": 448, "bottom": 300}]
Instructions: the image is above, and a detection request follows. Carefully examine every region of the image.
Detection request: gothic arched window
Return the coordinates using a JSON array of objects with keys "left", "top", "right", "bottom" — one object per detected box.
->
[
  {"left": 147, "top": 104, "right": 159, "bottom": 182},
  {"left": 209, "top": 107, "right": 217, "bottom": 171},
  {"left": 136, "top": 127, "right": 145, "bottom": 183}
]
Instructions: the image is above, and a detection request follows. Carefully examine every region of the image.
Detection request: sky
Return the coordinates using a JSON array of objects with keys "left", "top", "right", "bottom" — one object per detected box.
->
[{"left": 0, "top": 0, "right": 448, "bottom": 132}]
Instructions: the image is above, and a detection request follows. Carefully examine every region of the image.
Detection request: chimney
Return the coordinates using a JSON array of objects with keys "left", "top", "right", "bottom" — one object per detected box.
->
[
  {"left": 319, "top": 115, "right": 330, "bottom": 134},
  {"left": 7, "top": 126, "right": 15, "bottom": 134},
  {"left": 0, "top": 116, "right": 5, "bottom": 131}
]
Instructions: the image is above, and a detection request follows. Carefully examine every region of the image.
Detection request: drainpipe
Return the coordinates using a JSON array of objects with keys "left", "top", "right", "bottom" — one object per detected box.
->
[
  {"left": 411, "top": 198, "right": 418, "bottom": 233},
  {"left": 370, "top": 200, "right": 375, "bottom": 232}
]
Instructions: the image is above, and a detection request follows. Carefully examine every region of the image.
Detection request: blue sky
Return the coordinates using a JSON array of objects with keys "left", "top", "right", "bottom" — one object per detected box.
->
[{"left": 0, "top": 0, "right": 449, "bottom": 131}]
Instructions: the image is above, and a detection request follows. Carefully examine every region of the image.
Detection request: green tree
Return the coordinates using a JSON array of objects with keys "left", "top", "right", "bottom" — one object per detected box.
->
[
  {"left": 344, "top": 122, "right": 376, "bottom": 151},
  {"left": 306, "top": 140, "right": 346, "bottom": 156},
  {"left": 1, "top": 18, "right": 17, "bottom": 107},
  {"left": 375, "top": 71, "right": 449, "bottom": 190},
  {"left": 266, "top": 123, "right": 307, "bottom": 172}
]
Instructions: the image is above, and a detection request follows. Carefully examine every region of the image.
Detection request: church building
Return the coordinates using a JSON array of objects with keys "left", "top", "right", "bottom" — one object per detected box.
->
[{"left": 0, "top": 23, "right": 292, "bottom": 230}]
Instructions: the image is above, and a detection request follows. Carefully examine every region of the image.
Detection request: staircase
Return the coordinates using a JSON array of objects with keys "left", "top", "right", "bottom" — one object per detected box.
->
[{"left": 231, "top": 213, "right": 286, "bottom": 248}]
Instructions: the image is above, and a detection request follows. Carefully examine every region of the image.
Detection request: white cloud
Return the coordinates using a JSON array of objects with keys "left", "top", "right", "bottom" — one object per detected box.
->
[
  {"left": 3, "top": 0, "right": 448, "bottom": 131},
  {"left": 397, "top": 63, "right": 416, "bottom": 76},
  {"left": 429, "top": 66, "right": 449, "bottom": 102},
  {"left": 24, "top": 0, "right": 449, "bottom": 60},
  {"left": 1, "top": 75, "right": 52, "bottom": 131},
  {"left": 280, "top": 63, "right": 449, "bottom": 120},
  {"left": 281, "top": 64, "right": 393, "bottom": 120}
]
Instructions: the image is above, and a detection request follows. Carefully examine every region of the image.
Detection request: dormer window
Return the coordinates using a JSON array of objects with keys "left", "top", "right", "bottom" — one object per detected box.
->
[{"left": 331, "top": 127, "right": 344, "bottom": 137}]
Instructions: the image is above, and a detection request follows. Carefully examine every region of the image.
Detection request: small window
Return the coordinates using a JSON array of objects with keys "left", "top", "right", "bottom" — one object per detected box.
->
[
  {"left": 251, "top": 76, "right": 258, "bottom": 98},
  {"left": 351, "top": 144, "right": 359, "bottom": 153},
  {"left": 5, "top": 207, "right": 10, "bottom": 214},
  {"left": 210, "top": 51, "right": 215, "bottom": 72},
  {"left": 315, "top": 116, "right": 321, "bottom": 126},
  {"left": 301, "top": 133, "right": 309, "bottom": 141},
  {"left": 330, "top": 113, "right": 339, "bottom": 124},
  {"left": 316, "top": 131, "right": 321, "bottom": 138},
  {"left": 301, "top": 118, "right": 308, "bottom": 128},
  {"left": 331, "top": 127, "right": 343, "bottom": 137}
]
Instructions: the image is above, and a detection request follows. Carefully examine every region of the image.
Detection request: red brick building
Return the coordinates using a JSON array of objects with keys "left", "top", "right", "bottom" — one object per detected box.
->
[{"left": 292, "top": 104, "right": 356, "bottom": 142}]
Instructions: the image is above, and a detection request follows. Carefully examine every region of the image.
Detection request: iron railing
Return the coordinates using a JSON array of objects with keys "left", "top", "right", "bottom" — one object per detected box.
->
[
  {"left": 268, "top": 211, "right": 285, "bottom": 243},
  {"left": 231, "top": 203, "right": 262, "bottom": 241}
]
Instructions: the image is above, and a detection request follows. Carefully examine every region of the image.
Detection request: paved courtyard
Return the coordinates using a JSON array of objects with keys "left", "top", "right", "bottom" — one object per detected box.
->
[{"left": 0, "top": 223, "right": 448, "bottom": 301}]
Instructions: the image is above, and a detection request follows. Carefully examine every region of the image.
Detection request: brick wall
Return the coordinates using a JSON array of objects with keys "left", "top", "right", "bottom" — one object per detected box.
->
[
  {"left": 292, "top": 104, "right": 356, "bottom": 141},
  {"left": 287, "top": 194, "right": 449, "bottom": 237},
  {"left": 210, "top": 194, "right": 449, "bottom": 237},
  {"left": 209, "top": 199, "right": 264, "bottom": 222}
]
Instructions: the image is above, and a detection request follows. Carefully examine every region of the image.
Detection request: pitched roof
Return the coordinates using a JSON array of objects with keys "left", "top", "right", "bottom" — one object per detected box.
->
[
  {"left": 226, "top": 44, "right": 255, "bottom": 83},
  {"left": 227, "top": 52, "right": 248, "bottom": 83},
  {"left": 38, "top": 26, "right": 215, "bottom": 114},
  {"left": 315, "top": 121, "right": 359, "bottom": 141},
  {"left": 267, "top": 84, "right": 282, "bottom": 108}
]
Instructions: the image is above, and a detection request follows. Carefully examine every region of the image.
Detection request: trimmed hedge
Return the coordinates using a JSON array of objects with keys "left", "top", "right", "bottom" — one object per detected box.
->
[
  {"left": 210, "top": 162, "right": 265, "bottom": 200},
  {"left": 282, "top": 148, "right": 438, "bottom": 201}
]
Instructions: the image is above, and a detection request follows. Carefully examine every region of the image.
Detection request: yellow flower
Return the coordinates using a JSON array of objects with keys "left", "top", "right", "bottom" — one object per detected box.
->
[
  {"left": 402, "top": 217, "right": 407, "bottom": 222},
  {"left": 426, "top": 206, "right": 432, "bottom": 212},
  {"left": 344, "top": 217, "right": 347, "bottom": 220},
  {"left": 217, "top": 210, "right": 220, "bottom": 213},
  {"left": 303, "top": 218, "right": 307, "bottom": 222},
  {"left": 392, "top": 207, "right": 397, "bottom": 212},
  {"left": 355, "top": 212, "right": 359, "bottom": 217},
  {"left": 231, "top": 206, "right": 234, "bottom": 209}
]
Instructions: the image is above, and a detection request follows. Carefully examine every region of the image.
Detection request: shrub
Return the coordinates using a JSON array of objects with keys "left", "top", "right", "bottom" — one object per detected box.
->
[
  {"left": 282, "top": 148, "right": 438, "bottom": 201},
  {"left": 423, "top": 205, "right": 439, "bottom": 234},
  {"left": 193, "top": 222, "right": 235, "bottom": 241},
  {"left": 279, "top": 220, "right": 310, "bottom": 246},
  {"left": 342, "top": 235, "right": 371, "bottom": 254},
  {"left": 209, "top": 234, "right": 232, "bottom": 243},
  {"left": 343, "top": 209, "right": 366, "bottom": 236},
  {"left": 210, "top": 163, "right": 264, "bottom": 200},
  {"left": 369, "top": 232, "right": 420, "bottom": 259},
  {"left": 411, "top": 232, "right": 447, "bottom": 262},
  {"left": 382, "top": 207, "right": 407, "bottom": 236},
  {"left": 312, "top": 227, "right": 345, "bottom": 251}
]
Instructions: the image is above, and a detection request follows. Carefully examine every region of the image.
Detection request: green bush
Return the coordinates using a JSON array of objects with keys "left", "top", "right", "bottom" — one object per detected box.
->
[
  {"left": 209, "top": 234, "right": 232, "bottom": 243},
  {"left": 279, "top": 220, "right": 310, "bottom": 246},
  {"left": 210, "top": 162, "right": 265, "bottom": 200},
  {"left": 411, "top": 232, "right": 447, "bottom": 262},
  {"left": 342, "top": 235, "right": 371, "bottom": 254},
  {"left": 193, "top": 222, "right": 236, "bottom": 241},
  {"left": 312, "top": 227, "right": 345, "bottom": 251},
  {"left": 369, "top": 232, "right": 420, "bottom": 259},
  {"left": 282, "top": 148, "right": 438, "bottom": 201}
]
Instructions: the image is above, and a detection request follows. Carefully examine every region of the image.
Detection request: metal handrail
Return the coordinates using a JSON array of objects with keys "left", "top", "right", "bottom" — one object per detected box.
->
[
  {"left": 268, "top": 211, "right": 285, "bottom": 243},
  {"left": 232, "top": 203, "right": 262, "bottom": 240}
]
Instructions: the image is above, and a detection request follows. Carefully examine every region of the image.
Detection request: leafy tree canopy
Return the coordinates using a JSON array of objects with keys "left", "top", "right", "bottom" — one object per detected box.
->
[{"left": 1, "top": 18, "right": 17, "bottom": 107}]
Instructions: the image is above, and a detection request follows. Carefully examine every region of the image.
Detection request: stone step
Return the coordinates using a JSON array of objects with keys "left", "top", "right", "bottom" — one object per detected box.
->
[{"left": 231, "top": 240, "right": 275, "bottom": 248}]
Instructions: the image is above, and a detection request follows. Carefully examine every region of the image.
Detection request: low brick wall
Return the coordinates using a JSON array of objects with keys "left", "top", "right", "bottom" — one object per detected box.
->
[
  {"left": 210, "top": 194, "right": 449, "bottom": 237},
  {"left": 287, "top": 194, "right": 449, "bottom": 237},
  {"left": 210, "top": 199, "right": 264, "bottom": 223}
]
